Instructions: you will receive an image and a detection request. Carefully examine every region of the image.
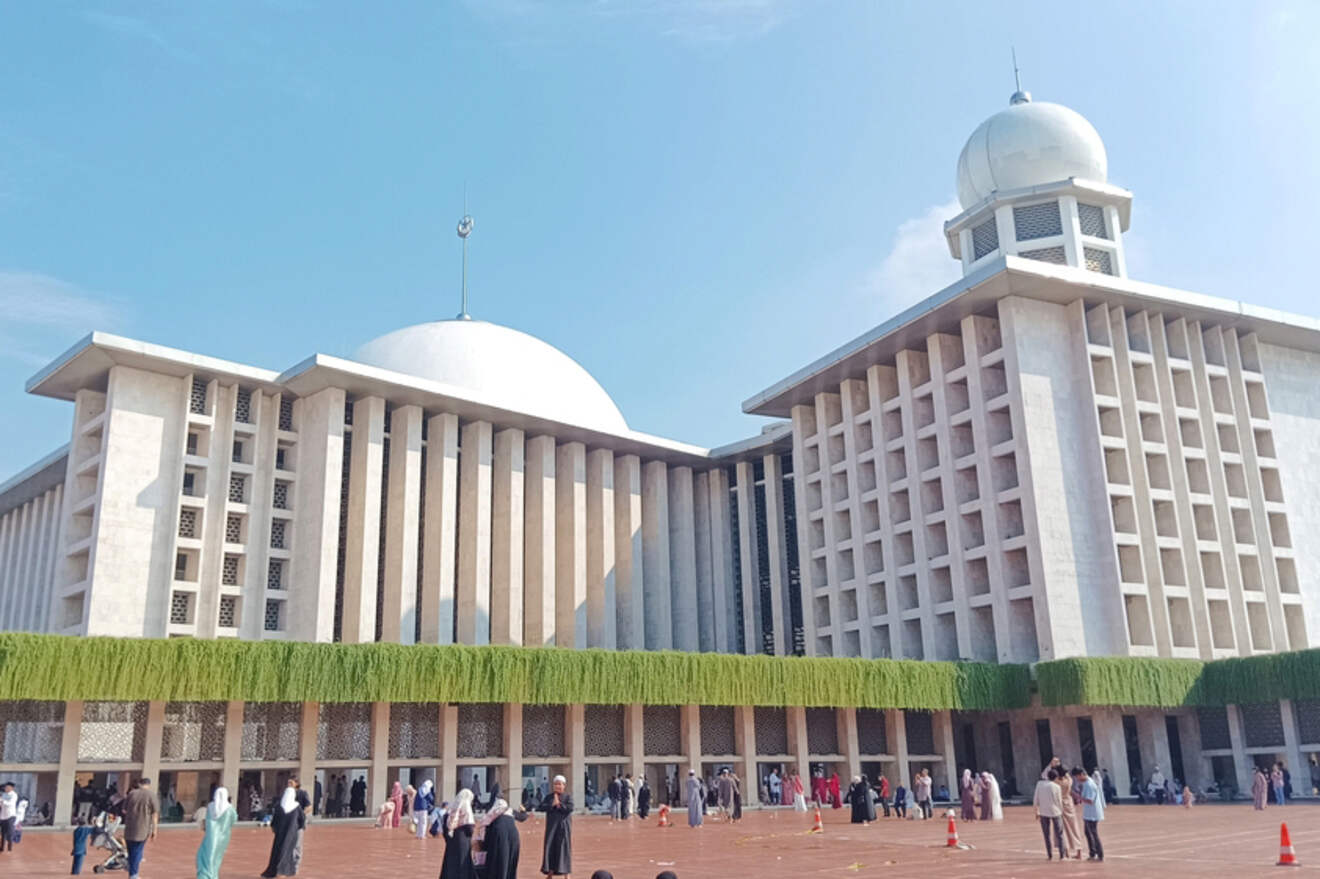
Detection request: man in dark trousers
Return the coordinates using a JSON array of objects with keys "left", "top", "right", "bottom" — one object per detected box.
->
[
  {"left": 608, "top": 774, "right": 622, "bottom": 821},
  {"left": 121, "top": 777, "right": 158, "bottom": 879}
]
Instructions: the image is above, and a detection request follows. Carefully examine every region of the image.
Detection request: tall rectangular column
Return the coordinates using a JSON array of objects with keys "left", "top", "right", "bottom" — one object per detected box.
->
[
  {"left": 369, "top": 702, "right": 390, "bottom": 810},
  {"left": 787, "top": 706, "right": 810, "bottom": 782},
  {"left": 566, "top": 704, "right": 586, "bottom": 808},
  {"left": 693, "top": 471, "right": 716, "bottom": 653},
  {"left": 422, "top": 413, "right": 459, "bottom": 644},
  {"left": 1226, "top": 704, "right": 1253, "bottom": 795},
  {"left": 491, "top": 428, "right": 525, "bottom": 645},
  {"left": 1280, "top": 700, "right": 1308, "bottom": 795},
  {"left": 642, "top": 461, "right": 672, "bottom": 650},
  {"left": 222, "top": 701, "right": 244, "bottom": 796},
  {"left": 1092, "top": 710, "right": 1130, "bottom": 801},
  {"left": 680, "top": 705, "right": 703, "bottom": 797},
  {"left": 382, "top": 405, "right": 423, "bottom": 643},
  {"left": 934, "top": 709, "right": 959, "bottom": 799},
  {"left": 290, "top": 388, "right": 346, "bottom": 642},
  {"left": 586, "top": 448, "right": 616, "bottom": 649},
  {"left": 839, "top": 708, "right": 861, "bottom": 782},
  {"left": 141, "top": 701, "right": 165, "bottom": 786},
  {"left": 298, "top": 702, "right": 319, "bottom": 791},
  {"left": 523, "top": 436, "right": 556, "bottom": 647},
  {"left": 341, "top": 396, "right": 386, "bottom": 643},
  {"left": 613, "top": 455, "right": 644, "bottom": 650},
  {"left": 458, "top": 421, "right": 493, "bottom": 644},
  {"left": 625, "top": 704, "right": 645, "bottom": 787},
  {"left": 734, "top": 705, "right": 759, "bottom": 806},
  {"left": 54, "top": 701, "right": 83, "bottom": 826},
  {"left": 1136, "top": 711, "right": 1172, "bottom": 785},
  {"left": 734, "top": 461, "right": 760, "bottom": 654},
  {"left": 762, "top": 453, "right": 791, "bottom": 656},
  {"left": 504, "top": 703, "right": 523, "bottom": 803},
  {"left": 439, "top": 704, "right": 459, "bottom": 803},
  {"left": 668, "top": 467, "right": 699, "bottom": 652},
  {"left": 884, "top": 710, "right": 910, "bottom": 788},
  {"left": 555, "top": 442, "right": 587, "bottom": 649}
]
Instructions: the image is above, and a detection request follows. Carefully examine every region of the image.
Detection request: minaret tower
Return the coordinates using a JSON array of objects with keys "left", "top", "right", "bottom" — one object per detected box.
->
[{"left": 943, "top": 77, "right": 1131, "bottom": 279}]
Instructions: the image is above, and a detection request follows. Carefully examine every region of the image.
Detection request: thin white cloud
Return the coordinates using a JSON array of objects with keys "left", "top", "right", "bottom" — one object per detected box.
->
[
  {"left": 0, "top": 272, "right": 125, "bottom": 366},
  {"left": 865, "top": 198, "right": 963, "bottom": 320},
  {"left": 81, "top": 11, "right": 198, "bottom": 63},
  {"left": 470, "top": 0, "right": 796, "bottom": 42}
]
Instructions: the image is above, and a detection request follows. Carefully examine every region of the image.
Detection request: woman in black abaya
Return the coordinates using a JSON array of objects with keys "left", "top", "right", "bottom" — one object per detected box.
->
[
  {"left": 440, "top": 788, "right": 476, "bottom": 879},
  {"left": 261, "top": 778, "right": 311, "bottom": 877}
]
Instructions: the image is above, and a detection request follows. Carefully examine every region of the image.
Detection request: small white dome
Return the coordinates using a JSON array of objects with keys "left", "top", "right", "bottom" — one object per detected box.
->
[
  {"left": 956, "top": 96, "right": 1107, "bottom": 209},
  {"left": 354, "top": 319, "right": 627, "bottom": 432}
]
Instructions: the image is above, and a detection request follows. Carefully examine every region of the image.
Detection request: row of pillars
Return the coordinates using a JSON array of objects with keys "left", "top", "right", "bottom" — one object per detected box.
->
[{"left": 39, "top": 702, "right": 961, "bottom": 826}]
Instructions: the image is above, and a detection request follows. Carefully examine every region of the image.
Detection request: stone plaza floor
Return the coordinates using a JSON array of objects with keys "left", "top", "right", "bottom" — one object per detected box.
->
[{"left": 7, "top": 801, "right": 1317, "bottom": 877}]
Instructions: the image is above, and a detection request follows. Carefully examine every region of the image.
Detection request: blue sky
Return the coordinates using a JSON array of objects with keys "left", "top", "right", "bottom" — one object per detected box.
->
[{"left": 2, "top": 0, "right": 1318, "bottom": 478}]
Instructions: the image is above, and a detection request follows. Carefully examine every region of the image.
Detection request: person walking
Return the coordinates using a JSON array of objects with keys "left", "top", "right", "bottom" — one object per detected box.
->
[
  {"left": 685, "top": 771, "right": 704, "bottom": 828},
  {"left": 195, "top": 787, "right": 236, "bottom": 879},
  {"left": 261, "top": 778, "right": 311, "bottom": 878},
  {"left": 637, "top": 778, "right": 652, "bottom": 819},
  {"left": 1054, "top": 767, "right": 1083, "bottom": 860},
  {"left": 0, "top": 782, "right": 15, "bottom": 854},
  {"left": 1272, "top": 763, "right": 1287, "bottom": 806},
  {"left": 914, "top": 770, "right": 932, "bottom": 819},
  {"left": 1074, "top": 769, "right": 1104, "bottom": 862},
  {"left": 539, "top": 776, "right": 573, "bottom": 878},
  {"left": 439, "top": 789, "right": 476, "bottom": 879},
  {"left": 1033, "top": 769, "right": 1064, "bottom": 861},
  {"left": 716, "top": 770, "right": 734, "bottom": 821},
  {"left": 121, "top": 777, "right": 159, "bottom": 879},
  {"left": 414, "top": 780, "right": 436, "bottom": 838},
  {"left": 959, "top": 769, "right": 976, "bottom": 821},
  {"left": 1252, "top": 766, "right": 1268, "bottom": 810}
]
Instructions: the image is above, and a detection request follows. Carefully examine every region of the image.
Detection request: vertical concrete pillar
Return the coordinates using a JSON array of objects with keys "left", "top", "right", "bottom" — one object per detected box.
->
[
  {"left": 668, "top": 467, "right": 699, "bottom": 652},
  {"left": 504, "top": 703, "right": 523, "bottom": 800},
  {"left": 761, "top": 454, "right": 790, "bottom": 656},
  {"left": 735, "top": 705, "right": 759, "bottom": 806},
  {"left": 586, "top": 448, "right": 616, "bottom": 649},
  {"left": 642, "top": 461, "right": 672, "bottom": 650},
  {"left": 491, "top": 428, "right": 525, "bottom": 646},
  {"left": 1136, "top": 711, "right": 1172, "bottom": 785},
  {"left": 692, "top": 471, "right": 716, "bottom": 653},
  {"left": 934, "top": 709, "right": 959, "bottom": 798},
  {"left": 1009, "top": 713, "right": 1038, "bottom": 794},
  {"left": 458, "top": 421, "right": 493, "bottom": 645},
  {"left": 298, "top": 702, "right": 319, "bottom": 791},
  {"left": 613, "top": 456, "right": 644, "bottom": 650},
  {"left": 222, "top": 701, "right": 244, "bottom": 796},
  {"left": 1051, "top": 712, "right": 1083, "bottom": 766},
  {"left": 141, "top": 701, "right": 165, "bottom": 786},
  {"left": 787, "top": 706, "right": 810, "bottom": 782},
  {"left": 885, "top": 710, "right": 910, "bottom": 788},
  {"left": 341, "top": 396, "right": 385, "bottom": 643},
  {"left": 555, "top": 442, "right": 587, "bottom": 649},
  {"left": 1225, "top": 704, "right": 1253, "bottom": 795},
  {"left": 524, "top": 436, "right": 556, "bottom": 647},
  {"left": 422, "top": 413, "right": 459, "bottom": 644},
  {"left": 439, "top": 704, "right": 459, "bottom": 801},
  {"left": 566, "top": 704, "right": 586, "bottom": 809},
  {"left": 625, "top": 704, "right": 645, "bottom": 786},
  {"left": 734, "top": 461, "right": 760, "bottom": 654},
  {"left": 1174, "top": 712, "right": 1209, "bottom": 790},
  {"left": 706, "top": 468, "right": 734, "bottom": 653},
  {"left": 1280, "top": 700, "right": 1308, "bottom": 794},
  {"left": 382, "top": 405, "right": 423, "bottom": 643},
  {"left": 288, "top": 387, "right": 348, "bottom": 642},
  {"left": 680, "top": 705, "right": 703, "bottom": 800},
  {"left": 54, "top": 700, "right": 83, "bottom": 826},
  {"left": 1091, "top": 710, "right": 1131, "bottom": 799},
  {"left": 838, "top": 708, "right": 861, "bottom": 782},
  {"left": 370, "top": 702, "right": 390, "bottom": 809}
]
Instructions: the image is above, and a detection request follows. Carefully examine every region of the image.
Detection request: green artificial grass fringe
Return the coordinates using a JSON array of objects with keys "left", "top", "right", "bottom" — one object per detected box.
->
[
  {"left": 0, "top": 633, "right": 1032, "bottom": 709},
  {"left": 1036, "top": 657, "right": 1207, "bottom": 707}
]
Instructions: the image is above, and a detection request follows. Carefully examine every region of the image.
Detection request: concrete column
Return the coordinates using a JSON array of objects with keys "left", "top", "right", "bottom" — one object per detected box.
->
[
  {"left": 693, "top": 471, "right": 716, "bottom": 653},
  {"left": 422, "top": 413, "right": 459, "bottom": 644},
  {"left": 1226, "top": 704, "right": 1253, "bottom": 795},
  {"left": 141, "top": 701, "right": 165, "bottom": 785},
  {"left": 382, "top": 405, "right": 423, "bottom": 643},
  {"left": 491, "top": 428, "right": 525, "bottom": 645},
  {"left": 787, "top": 706, "right": 810, "bottom": 782},
  {"left": 839, "top": 708, "right": 861, "bottom": 782},
  {"left": 1136, "top": 712, "right": 1172, "bottom": 786},
  {"left": 668, "top": 467, "right": 699, "bottom": 652},
  {"left": 504, "top": 703, "right": 523, "bottom": 800},
  {"left": 680, "top": 705, "right": 703, "bottom": 799},
  {"left": 523, "top": 436, "right": 556, "bottom": 647},
  {"left": 458, "top": 421, "right": 494, "bottom": 645},
  {"left": 566, "top": 704, "right": 586, "bottom": 809},
  {"left": 222, "top": 701, "right": 244, "bottom": 796},
  {"left": 1280, "top": 700, "right": 1308, "bottom": 794},
  {"left": 934, "top": 709, "right": 959, "bottom": 798},
  {"left": 1092, "top": 710, "right": 1131, "bottom": 799},
  {"left": 1174, "top": 712, "right": 1209, "bottom": 791},
  {"left": 298, "top": 702, "right": 319, "bottom": 790},
  {"left": 439, "top": 704, "right": 459, "bottom": 801},
  {"left": 625, "top": 704, "right": 645, "bottom": 786},
  {"left": 1009, "top": 713, "right": 1038, "bottom": 794},
  {"left": 762, "top": 454, "right": 791, "bottom": 656},
  {"left": 885, "top": 710, "right": 910, "bottom": 788},
  {"left": 555, "top": 442, "right": 587, "bottom": 649},
  {"left": 586, "top": 448, "right": 616, "bottom": 649},
  {"left": 706, "top": 468, "right": 734, "bottom": 653},
  {"left": 341, "top": 396, "right": 385, "bottom": 643},
  {"left": 1051, "top": 712, "right": 1083, "bottom": 766},
  {"left": 370, "top": 702, "right": 390, "bottom": 809},
  {"left": 288, "top": 388, "right": 345, "bottom": 642},
  {"left": 54, "top": 701, "right": 83, "bottom": 826},
  {"left": 613, "top": 455, "right": 644, "bottom": 650},
  {"left": 642, "top": 461, "right": 672, "bottom": 650},
  {"left": 735, "top": 705, "right": 759, "bottom": 806},
  {"left": 734, "top": 461, "right": 760, "bottom": 654}
]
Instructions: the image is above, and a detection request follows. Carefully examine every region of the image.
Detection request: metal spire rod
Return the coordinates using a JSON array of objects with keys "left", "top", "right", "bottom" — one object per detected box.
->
[
  {"left": 1012, "top": 47, "right": 1021, "bottom": 92},
  {"left": 456, "top": 186, "right": 473, "bottom": 320}
]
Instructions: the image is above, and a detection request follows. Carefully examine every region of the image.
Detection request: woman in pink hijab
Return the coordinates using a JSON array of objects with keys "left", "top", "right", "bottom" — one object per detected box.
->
[{"left": 389, "top": 781, "right": 404, "bottom": 828}]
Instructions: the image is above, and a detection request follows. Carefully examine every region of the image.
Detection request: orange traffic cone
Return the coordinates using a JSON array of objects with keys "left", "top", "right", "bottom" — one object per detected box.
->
[
  {"left": 946, "top": 815, "right": 959, "bottom": 847},
  {"left": 809, "top": 806, "right": 823, "bottom": 833},
  {"left": 1278, "top": 822, "right": 1300, "bottom": 866},
  {"left": 658, "top": 804, "right": 671, "bottom": 828}
]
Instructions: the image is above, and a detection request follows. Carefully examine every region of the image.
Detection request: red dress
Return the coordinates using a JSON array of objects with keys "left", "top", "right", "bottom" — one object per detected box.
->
[{"left": 828, "top": 774, "right": 842, "bottom": 809}]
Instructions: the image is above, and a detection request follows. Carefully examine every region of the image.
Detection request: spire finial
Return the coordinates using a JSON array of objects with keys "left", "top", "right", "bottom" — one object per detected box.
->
[
  {"left": 456, "top": 184, "right": 474, "bottom": 320},
  {"left": 1010, "top": 47, "right": 1031, "bottom": 105}
]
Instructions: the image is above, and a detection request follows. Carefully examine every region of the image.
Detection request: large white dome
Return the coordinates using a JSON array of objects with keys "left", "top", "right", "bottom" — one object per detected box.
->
[
  {"left": 353, "top": 319, "right": 628, "bottom": 433},
  {"left": 956, "top": 95, "right": 1108, "bottom": 210}
]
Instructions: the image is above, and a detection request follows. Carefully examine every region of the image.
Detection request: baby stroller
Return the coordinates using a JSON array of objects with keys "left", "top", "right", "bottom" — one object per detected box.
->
[{"left": 91, "top": 813, "right": 129, "bottom": 873}]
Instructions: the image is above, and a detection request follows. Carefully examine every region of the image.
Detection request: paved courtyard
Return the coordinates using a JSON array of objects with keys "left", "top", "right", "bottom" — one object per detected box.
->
[{"left": 7, "top": 802, "right": 1317, "bottom": 877}]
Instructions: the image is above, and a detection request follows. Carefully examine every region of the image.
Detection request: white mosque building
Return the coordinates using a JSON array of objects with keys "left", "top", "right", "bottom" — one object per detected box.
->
[{"left": 4, "top": 88, "right": 1320, "bottom": 823}]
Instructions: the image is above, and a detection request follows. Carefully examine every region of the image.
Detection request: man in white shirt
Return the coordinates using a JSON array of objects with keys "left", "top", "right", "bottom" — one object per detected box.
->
[
  {"left": 1033, "top": 769, "right": 1064, "bottom": 861},
  {"left": 0, "top": 782, "right": 17, "bottom": 853}
]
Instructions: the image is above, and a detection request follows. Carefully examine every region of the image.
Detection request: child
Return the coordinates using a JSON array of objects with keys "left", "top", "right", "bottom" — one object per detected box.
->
[
  {"left": 1182, "top": 785, "right": 1194, "bottom": 809},
  {"left": 71, "top": 815, "right": 93, "bottom": 875}
]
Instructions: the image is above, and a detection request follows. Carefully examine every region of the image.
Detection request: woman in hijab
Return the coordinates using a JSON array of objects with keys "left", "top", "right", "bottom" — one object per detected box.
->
[
  {"left": 847, "top": 776, "right": 868, "bottom": 825},
  {"left": 1252, "top": 766, "right": 1269, "bottom": 810},
  {"left": 791, "top": 771, "right": 807, "bottom": 812},
  {"left": 980, "top": 772, "right": 1003, "bottom": 821},
  {"left": 440, "top": 788, "right": 476, "bottom": 879},
  {"left": 414, "top": 780, "right": 436, "bottom": 838},
  {"left": 539, "top": 775, "right": 573, "bottom": 878},
  {"left": 195, "top": 787, "right": 235, "bottom": 879},
  {"left": 474, "top": 797, "right": 522, "bottom": 879},
  {"left": 389, "top": 781, "right": 404, "bottom": 828},
  {"left": 1054, "top": 767, "right": 1083, "bottom": 859},
  {"left": 960, "top": 769, "right": 976, "bottom": 821},
  {"left": 261, "top": 778, "right": 310, "bottom": 878},
  {"left": 730, "top": 772, "right": 743, "bottom": 823}
]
